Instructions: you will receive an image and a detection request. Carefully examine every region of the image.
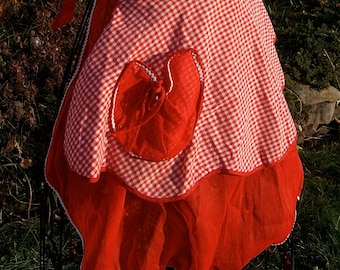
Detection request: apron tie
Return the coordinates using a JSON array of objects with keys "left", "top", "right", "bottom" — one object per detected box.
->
[{"left": 51, "top": 0, "right": 76, "bottom": 29}]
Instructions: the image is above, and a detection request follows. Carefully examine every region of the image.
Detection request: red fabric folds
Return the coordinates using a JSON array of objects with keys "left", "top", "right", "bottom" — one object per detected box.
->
[{"left": 47, "top": 141, "right": 303, "bottom": 269}]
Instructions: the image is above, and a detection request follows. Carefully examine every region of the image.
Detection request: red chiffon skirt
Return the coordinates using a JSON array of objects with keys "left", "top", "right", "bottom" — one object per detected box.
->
[{"left": 47, "top": 141, "right": 303, "bottom": 269}]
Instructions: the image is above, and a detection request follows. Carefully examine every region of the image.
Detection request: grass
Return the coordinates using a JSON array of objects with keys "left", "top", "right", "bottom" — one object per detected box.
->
[
  {"left": 0, "top": 218, "right": 40, "bottom": 270},
  {"left": 0, "top": 0, "right": 83, "bottom": 269},
  {"left": 295, "top": 142, "right": 340, "bottom": 269},
  {"left": 265, "top": 0, "right": 340, "bottom": 89},
  {"left": 0, "top": 0, "right": 339, "bottom": 269}
]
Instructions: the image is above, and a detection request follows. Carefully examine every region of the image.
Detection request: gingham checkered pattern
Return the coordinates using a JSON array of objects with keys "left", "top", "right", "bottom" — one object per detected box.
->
[{"left": 63, "top": 0, "right": 297, "bottom": 199}]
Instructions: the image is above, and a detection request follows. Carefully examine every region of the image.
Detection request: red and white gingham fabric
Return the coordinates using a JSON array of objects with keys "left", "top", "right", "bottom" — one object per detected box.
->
[{"left": 63, "top": 0, "right": 297, "bottom": 199}]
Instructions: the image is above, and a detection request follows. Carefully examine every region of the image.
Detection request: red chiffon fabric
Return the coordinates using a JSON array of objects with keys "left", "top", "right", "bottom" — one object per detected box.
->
[
  {"left": 47, "top": 139, "right": 303, "bottom": 269},
  {"left": 46, "top": 0, "right": 304, "bottom": 269}
]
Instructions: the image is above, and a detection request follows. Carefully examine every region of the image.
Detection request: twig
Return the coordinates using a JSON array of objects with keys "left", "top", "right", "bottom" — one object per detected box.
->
[
  {"left": 304, "top": 135, "right": 330, "bottom": 141},
  {"left": 7, "top": 184, "right": 39, "bottom": 207},
  {"left": 323, "top": 48, "right": 340, "bottom": 89},
  {"left": 26, "top": 175, "right": 33, "bottom": 219},
  {"left": 0, "top": 80, "right": 8, "bottom": 92},
  {"left": 285, "top": 87, "right": 303, "bottom": 115}
]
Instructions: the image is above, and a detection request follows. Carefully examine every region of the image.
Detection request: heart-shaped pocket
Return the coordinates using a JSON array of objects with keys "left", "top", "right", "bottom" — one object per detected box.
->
[{"left": 111, "top": 49, "right": 204, "bottom": 161}]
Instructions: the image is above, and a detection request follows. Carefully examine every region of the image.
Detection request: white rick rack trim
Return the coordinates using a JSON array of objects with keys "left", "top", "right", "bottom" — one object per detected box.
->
[
  {"left": 166, "top": 57, "right": 174, "bottom": 94},
  {"left": 192, "top": 51, "right": 205, "bottom": 87},
  {"left": 136, "top": 62, "right": 158, "bottom": 82}
]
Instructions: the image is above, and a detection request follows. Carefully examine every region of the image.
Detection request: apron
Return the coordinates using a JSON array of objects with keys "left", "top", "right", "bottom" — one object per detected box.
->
[{"left": 46, "top": 0, "right": 304, "bottom": 269}]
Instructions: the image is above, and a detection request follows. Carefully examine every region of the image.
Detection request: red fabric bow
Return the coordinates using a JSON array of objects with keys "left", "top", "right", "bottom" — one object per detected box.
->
[{"left": 112, "top": 49, "right": 204, "bottom": 161}]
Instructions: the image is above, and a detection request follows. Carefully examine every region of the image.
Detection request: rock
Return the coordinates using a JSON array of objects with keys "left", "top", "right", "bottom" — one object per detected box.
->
[
  {"left": 289, "top": 83, "right": 340, "bottom": 141},
  {"left": 334, "top": 102, "right": 340, "bottom": 119},
  {"left": 30, "top": 36, "right": 42, "bottom": 50},
  {"left": 303, "top": 102, "right": 336, "bottom": 130},
  {"left": 294, "top": 84, "right": 340, "bottom": 105},
  {"left": 14, "top": 100, "right": 25, "bottom": 120}
]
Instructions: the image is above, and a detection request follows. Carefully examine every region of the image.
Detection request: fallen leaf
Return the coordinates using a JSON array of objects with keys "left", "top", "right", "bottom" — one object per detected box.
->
[{"left": 20, "top": 158, "right": 33, "bottom": 169}]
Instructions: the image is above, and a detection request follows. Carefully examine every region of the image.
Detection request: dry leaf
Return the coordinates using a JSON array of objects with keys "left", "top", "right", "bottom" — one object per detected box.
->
[{"left": 20, "top": 158, "right": 33, "bottom": 169}]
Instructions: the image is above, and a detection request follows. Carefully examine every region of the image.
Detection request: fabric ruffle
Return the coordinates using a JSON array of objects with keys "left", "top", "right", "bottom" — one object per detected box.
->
[{"left": 47, "top": 140, "right": 303, "bottom": 269}]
